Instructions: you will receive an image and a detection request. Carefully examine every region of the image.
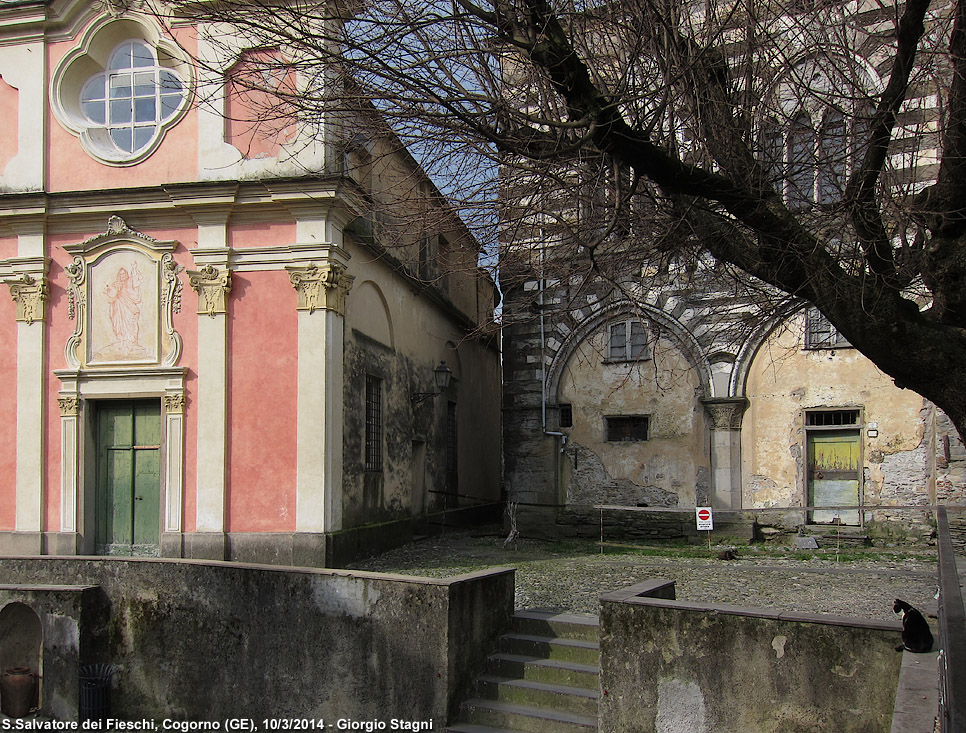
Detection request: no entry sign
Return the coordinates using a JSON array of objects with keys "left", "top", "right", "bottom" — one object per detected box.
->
[{"left": 695, "top": 506, "right": 713, "bottom": 531}]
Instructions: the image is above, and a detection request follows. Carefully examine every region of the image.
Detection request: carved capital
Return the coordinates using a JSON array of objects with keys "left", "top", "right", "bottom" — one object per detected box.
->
[
  {"left": 163, "top": 392, "right": 185, "bottom": 414},
  {"left": 286, "top": 262, "right": 355, "bottom": 316},
  {"left": 701, "top": 398, "right": 749, "bottom": 430},
  {"left": 6, "top": 273, "right": 48, "bottom": 324},
  {"left": 58, "top": 397, "right": 80, "bottom": 417},
  {"left": 187, "top": 264, "right": 232, "bottom": 316}
]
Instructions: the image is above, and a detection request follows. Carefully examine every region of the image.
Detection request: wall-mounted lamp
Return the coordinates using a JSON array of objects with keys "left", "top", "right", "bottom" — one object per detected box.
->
[{"left": 411, "top": 361, "right": 453, "bottom": 404}]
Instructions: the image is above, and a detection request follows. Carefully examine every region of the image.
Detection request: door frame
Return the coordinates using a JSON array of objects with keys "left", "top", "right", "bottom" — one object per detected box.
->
[
  {"left": 803, "top": 407, "right": 864, "bottom": 526},
  {"left": 55, "top": 367, "right": 186, "bottom": 556}
]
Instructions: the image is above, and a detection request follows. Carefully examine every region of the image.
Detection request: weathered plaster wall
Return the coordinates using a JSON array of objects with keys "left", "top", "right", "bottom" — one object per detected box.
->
[
  {"left": 742, "top": 313, "right": 929, "bottom": 510},
  {"left": 341, "top": 240, "right": 501, "bottom": 531},
  {"left": 557, "top": 324, "right": 708, "bottom": 507},
  {"left": 0, "top": 558, "right": 514, "bottom": 725},
  {"left": 600, "top": 594, "right": 901, "bottom": 733}
]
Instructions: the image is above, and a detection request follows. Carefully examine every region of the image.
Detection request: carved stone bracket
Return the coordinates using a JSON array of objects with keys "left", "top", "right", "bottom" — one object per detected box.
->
[
  {"left": 187, "top": 264, "right": 232, "bottom": 316},
  {"left": 702, "top": 397, "right": 749, "bottom": 431},
  {"left": 6, "top": 273, "right": 48, "bottom": 324},
  {"left": 286, "top": 262, "right": 355, "bottom": 316},
  {"left": 58, "top": 397, "right": 80, "bottom": 417},
  {"left": 163, "top": 392, "right": 185, "bottom": 414}
]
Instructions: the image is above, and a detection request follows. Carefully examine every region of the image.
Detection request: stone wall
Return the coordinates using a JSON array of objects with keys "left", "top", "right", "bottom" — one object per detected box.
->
[
  {"left": 599, "top": 588, "right": 902, "bottom": 733},
  {"left": 0, "top": 558, "right": 514, "bottom": 724}
]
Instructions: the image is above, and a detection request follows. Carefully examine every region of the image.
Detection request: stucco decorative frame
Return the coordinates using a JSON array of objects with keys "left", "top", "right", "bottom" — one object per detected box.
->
[
  {"left": 57, "top": 216, "right": 187, "bottom": 547},
  {"left": 64, "top": 216, "right": 183, "bottom": 369}
]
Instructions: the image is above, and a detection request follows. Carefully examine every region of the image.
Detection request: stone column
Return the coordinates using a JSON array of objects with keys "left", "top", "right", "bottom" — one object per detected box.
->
[
  {"left": 287, "top": 259, "right": 354, "bottom": 537},
  {"left": 702, "top": 397, "right": 748, "bottom": 510}
]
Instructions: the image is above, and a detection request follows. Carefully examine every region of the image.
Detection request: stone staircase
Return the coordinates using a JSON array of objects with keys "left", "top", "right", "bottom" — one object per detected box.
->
[{"left": 447, "top": 610, "right": 599, "bottom": 732}]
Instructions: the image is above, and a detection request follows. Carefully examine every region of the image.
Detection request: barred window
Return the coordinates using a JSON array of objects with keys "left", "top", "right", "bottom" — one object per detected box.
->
[
  {"left": 605, "top": 415, "right": 649, "bottom": 442},
  {"left": 559, "top": 404, "right": 573, "bottom": 429},
  {"left": 365, "top": 375, "right": 383, "bottom": 472}
]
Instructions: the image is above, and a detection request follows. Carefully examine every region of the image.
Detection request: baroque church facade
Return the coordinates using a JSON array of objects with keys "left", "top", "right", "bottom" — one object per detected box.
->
[{"left": 0, "top": 0, "right": 501, "bottom": 565}]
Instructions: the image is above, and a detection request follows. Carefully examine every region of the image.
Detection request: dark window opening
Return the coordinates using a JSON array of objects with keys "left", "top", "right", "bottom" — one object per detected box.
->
[
  {"left": 805, "top": 307, "right": 851, "bottom": 349},
  {"left": 605, "top": 415, "right": 649, "bottom": 442},
  {"left": 806, "top": 410, "right": 860, "bottom": 427},
  {"left": 365, "top": 375, "right": 383, "bottom": 472},
  {"left": 559, "top": 404, "right": 573, "bottom": 429},
  {"left": 608, "top": 320, "right": 648, "bottom": 361},
  {"left": 445, "top": 401, "right": 458, "bottom": 507}
]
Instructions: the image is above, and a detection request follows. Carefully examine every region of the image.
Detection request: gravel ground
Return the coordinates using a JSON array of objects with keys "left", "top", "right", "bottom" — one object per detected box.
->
[{"left": 347, "top": 528, "right": 944, "bottom": 623}]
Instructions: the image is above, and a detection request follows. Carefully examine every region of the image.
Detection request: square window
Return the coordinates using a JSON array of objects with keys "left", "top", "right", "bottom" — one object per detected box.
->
[
  {"left": 605, "top": 416, "right": 649, "bottom": 442},
  {"left": 805, "top": 307, "right": 851, "bottom": 349},
  {"left": 608, "top": 320, "right": 649, "bottom": 361}
]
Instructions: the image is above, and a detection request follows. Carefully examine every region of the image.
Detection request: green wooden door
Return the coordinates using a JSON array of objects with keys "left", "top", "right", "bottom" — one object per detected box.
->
[
  {"left": 808, "top": 431, "right": 861, "bottom": 525},
  {"left": 95, "top": 400, "right": 162, "bottom": 556}
]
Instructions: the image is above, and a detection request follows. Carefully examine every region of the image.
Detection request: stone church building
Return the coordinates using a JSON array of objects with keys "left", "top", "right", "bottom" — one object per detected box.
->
[
  {"left": 501, "top": 0, "right": 966, "bottom": 538},
  {"left": 0, "top": 0, "right": 501, "bottom": 565}
]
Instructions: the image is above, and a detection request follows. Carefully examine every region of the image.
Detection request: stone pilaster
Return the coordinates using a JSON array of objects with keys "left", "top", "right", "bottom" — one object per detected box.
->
[
  {"left": 288, "top": 260, "right": 353, "bottom": 533},
  {"left": 702, "top": 398, "right": 749, "bottom": 510}
]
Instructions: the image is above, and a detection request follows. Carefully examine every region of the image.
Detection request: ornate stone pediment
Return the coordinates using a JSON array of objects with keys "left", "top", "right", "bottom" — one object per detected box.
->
[{"left": 64, "top": 216, "right": 184, "bottom": 369}]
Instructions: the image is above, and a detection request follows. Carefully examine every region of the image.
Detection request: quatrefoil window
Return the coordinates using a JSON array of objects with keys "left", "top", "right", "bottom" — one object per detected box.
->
[
  {"left": 79, "top": 41, "right": 186, "bottom": 156},
  {"left": 51, "top": 18, "right": 192, "bottom": 165}
]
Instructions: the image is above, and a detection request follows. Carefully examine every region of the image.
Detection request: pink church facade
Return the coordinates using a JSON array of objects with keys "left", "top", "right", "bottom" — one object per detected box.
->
[{"left": 0, "top": 2, "right": 501, "bottom": 565}]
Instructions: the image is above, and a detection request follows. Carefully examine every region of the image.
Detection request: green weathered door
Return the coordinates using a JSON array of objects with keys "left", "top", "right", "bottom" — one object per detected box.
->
[
  {"left": 95, "top": 400, "right": 162, "bottom": 556},
  {"left": 808, "top": 431, "right": 861, "bottom": 525}
]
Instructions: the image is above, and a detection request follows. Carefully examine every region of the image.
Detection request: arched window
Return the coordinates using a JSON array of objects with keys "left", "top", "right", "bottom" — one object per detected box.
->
[
  {"left": 765, "top": 107, "right": 858, "bottom": 208},
  {"left": 79, "top": 41, "right": 186, "bottom": 157}
]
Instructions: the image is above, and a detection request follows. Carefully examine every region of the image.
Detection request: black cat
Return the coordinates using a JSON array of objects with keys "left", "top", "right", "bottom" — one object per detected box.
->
[{"left": 893, "top": 598, "right": 934, "bottom": 653}]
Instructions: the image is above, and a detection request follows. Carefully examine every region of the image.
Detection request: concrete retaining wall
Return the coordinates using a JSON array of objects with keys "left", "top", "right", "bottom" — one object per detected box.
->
[
  {"left": 0, "top": 558, "right": 514, "bottom": 724},
  {"left": 600, "top": 583, "right": 902, "bottom": 733}
]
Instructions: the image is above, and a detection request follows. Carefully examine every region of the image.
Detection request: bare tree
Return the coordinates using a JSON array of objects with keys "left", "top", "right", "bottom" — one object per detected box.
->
[{"left": 160, "top": 0, "right": 966, "bottom": 440}]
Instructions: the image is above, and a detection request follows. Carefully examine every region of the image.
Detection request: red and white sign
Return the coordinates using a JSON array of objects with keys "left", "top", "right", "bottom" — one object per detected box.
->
[{"left": 695, "top": 506, "right": 714, "bottom": 531}]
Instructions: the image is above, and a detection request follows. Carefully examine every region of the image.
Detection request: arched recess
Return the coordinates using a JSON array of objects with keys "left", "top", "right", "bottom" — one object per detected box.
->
[
  {"left": 730, "top": 299, "right": 805, "bottom": 399},
  {"left": 545, "top": 300, "right": 714, "bottom": 405},
  {"left": 0, "top": 602, "right": 43, "bottom": 707},
  {"left": 351, "top": 280, "right": 394, "bottom": 349}
]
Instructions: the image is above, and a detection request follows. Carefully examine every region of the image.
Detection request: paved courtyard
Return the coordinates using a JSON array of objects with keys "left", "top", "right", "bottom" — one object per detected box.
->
[{"left": 347, "top": 528, "right": 943, "bottom": 622}]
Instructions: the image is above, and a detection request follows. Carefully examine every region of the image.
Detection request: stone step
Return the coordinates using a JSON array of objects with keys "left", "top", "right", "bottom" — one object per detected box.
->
[
  {"left": 487, "top": 652, "right": 599, "bottom": 689},
  {"left": 457, "top": 698, "right": 597, "bottom": 733},
  {"left": 476, "top": 674, "right": 598, "bottom": 716},
  {"left": 499, "top": 633, "right": 600, "bottom": 666},
  {"left": 510, "top": 610, "right": 600, "bottom": 642}
]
